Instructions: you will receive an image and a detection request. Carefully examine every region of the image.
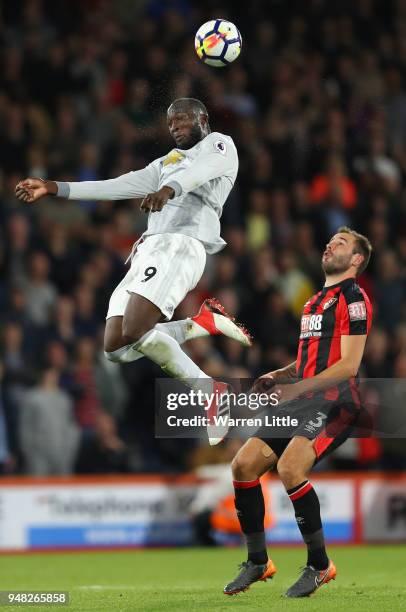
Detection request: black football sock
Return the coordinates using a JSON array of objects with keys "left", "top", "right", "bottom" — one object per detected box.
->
[
  {"left": 287, "top": 480, "right": 329, "bottom": 570},
  {"left": 233, "top": 479, "right": 268, "bottom": 565}
]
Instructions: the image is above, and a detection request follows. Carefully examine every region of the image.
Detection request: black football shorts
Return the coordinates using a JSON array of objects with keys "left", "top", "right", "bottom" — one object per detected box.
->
[{"left": 255, "top": 390, "right": 371, "bottom": 464}]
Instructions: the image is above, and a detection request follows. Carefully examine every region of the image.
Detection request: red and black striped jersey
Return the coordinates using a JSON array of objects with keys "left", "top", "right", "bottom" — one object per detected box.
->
[{"left": 296, "top": 277, "right": 373, "bottom": 379}]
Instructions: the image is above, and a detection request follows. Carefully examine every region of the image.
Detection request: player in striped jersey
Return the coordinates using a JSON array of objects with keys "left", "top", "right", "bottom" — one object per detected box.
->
[{"left": 224, "top": 227, "right": 372, "bottom": 598}]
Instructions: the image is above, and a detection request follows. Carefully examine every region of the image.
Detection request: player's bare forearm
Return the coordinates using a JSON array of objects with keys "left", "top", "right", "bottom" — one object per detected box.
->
[
  {"left": 276, "top": 335, "right": 367, "bottom": 401},
  {"left": 293, "top": 358, "right": 358, "bottom": 396},
  {"left": 261, "top": 362, "right": 297, "bottom": 381},
  {"left": 41, "top": 180, "right": 58, "bottom": 195},
  {"left": 277, "top": 362, "right": 298, "bottom": 380}
]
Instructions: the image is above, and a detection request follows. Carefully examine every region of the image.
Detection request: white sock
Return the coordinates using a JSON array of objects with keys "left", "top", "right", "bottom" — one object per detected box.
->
[
  {"left": 104, "top": 318, "right": 209, "bottom": 364},
  {"left": 155, "top": 318, "right": 210, "bottom": 343},
  {"left": 104, "top": 345, "right": 142, "bottom": 363},
  {"left": 155, "top": 320, "right": 188, "bottom": 344},
  {"left": 135, "top": 328, "right": 212, "bottom": 392}
]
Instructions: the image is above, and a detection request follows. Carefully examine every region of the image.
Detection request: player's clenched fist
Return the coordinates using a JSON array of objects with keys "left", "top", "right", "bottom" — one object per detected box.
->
[
  {"left": 15, "top": 178, "right": 57, "bottom": 203},
  {"left": 250, "top": 371, "right": 279, "bottom": 394},
  {"left": 140, "top": 185, "right": 175, "bottom": 213}
]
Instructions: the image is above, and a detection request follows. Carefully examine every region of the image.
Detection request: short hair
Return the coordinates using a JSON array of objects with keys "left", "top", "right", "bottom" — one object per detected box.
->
[
  {"left": 337, "top": 226, "right": 372, "bottom": 275},
  {"left": 167, "top": 98, "right": 209, "bottom": 119}
]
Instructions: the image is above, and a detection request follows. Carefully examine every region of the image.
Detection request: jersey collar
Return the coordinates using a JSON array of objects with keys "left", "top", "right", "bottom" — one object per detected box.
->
[{"left": 322, "top": 277, "right": 355, "bottom": 292}]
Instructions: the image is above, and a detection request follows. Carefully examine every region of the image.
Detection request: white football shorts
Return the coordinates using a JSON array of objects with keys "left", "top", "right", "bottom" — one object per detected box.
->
[{"left": 106, "top": 233, "right": 207, "bottom": 321}]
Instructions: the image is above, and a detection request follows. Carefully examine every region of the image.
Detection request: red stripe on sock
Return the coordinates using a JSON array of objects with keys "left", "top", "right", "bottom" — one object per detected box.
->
[
  {"left": 289, "top": 481, "right": 313, "bottom": 501},
  {"left": 233, "top": 479, "right": 260, "bottom": 489}
]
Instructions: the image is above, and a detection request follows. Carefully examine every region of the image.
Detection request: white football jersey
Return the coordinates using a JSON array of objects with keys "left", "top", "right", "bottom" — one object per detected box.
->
[{"left": 56, "top": 132, "right": 238, "bottom": 254}]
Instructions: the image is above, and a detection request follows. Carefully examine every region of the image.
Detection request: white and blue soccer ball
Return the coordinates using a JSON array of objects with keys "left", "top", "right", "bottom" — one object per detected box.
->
[{"left": 195, "top": 19, "right": 242, "bottom": 67}]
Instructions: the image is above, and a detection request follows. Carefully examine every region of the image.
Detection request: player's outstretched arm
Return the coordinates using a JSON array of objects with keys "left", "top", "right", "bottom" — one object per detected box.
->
[
  {"left": 15, "top": 178, "right": 57, "bottom": 203},
  {"left": 16, "top": 163, "right": 161, "bottom": 204}
]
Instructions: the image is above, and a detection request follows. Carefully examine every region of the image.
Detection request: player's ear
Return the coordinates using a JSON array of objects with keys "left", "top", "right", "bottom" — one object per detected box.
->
[
  {"left": 352, "top": 253, "right": 363, "bottom": 270},
  {"left": 201, "top": 114, "right": 210, "bottom": 135}
]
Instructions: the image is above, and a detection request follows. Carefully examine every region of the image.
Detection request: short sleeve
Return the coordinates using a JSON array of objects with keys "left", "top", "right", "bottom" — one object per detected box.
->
[{"left": 339, "top": 285, "right": 372, "bottom": 335}]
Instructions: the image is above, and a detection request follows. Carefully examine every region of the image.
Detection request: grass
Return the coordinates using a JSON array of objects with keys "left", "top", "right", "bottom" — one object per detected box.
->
[{"left": 0, "top": 545, "right": 404, "bottom": 611}]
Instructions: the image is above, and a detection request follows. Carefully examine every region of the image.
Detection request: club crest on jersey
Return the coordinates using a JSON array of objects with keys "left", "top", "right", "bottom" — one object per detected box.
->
[
  {"left": 348, "top": 301, "right": 367, "bottom": 321},
  {"left": 323, "top": 297, "right": 338, "bottom": 310},
  {"left": 163, "top": 150, "right": 185, "bottom": 166}
]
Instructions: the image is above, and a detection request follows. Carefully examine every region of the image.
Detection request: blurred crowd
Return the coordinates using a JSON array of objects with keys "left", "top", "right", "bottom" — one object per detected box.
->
[{"left": 0, "top": 0, "right": 406, "bottom": 475}]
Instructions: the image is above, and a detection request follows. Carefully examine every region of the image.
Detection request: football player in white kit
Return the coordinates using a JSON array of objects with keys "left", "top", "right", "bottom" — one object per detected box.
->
[{"left": 16, "top": 98, "right": 251, "bottom": 444}]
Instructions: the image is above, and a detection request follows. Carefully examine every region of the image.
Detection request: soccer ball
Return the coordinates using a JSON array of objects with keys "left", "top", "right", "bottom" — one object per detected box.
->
[{"left": 195, "top": 19, "right": 242, "bottom": 67}]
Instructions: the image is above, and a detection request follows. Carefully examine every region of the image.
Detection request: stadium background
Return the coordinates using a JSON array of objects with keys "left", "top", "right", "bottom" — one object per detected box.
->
[{"left": 1, "top": 0, "right": 406, "bottom": 532}]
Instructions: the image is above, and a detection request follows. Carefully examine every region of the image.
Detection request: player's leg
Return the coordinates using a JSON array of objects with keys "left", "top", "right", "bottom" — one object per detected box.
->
[
  {"left": 277, "top": 436, "right": 326, "bottom": 567},
  {"left": 103, "top": 235, "right": 225, "bottom": 422},
  {"left": 155, "top": 298, "right": 251, "bottom": 347},
  {"left": 104, "top": 237, "right": 251, "bottom": 364},
  {"left": 104, "top": 234, "right": 206, "bottom": 364},
  {"left": 120, "top": 294, "right": 212, "bottom": 386},
  {"left": 223, "top": 437, "right": 280, "bottom": 595},
  {"left": 232, "top": 437, "right": 277, "bottom": 564},
  {"left": 103, "top": 292, "right": 213, "bottom": 391},
  {"left": 277, "top": 436, "right": 336, "bottom": 597},
  {"left": 104, "top": 301, "right": 251, "bottom": 363},
  {"left": 104, "top": 312, "right": 193, "bottom": 362},
  {"left": 103, "top": 234, "right": 245, "bottom": 444},
  {"left": 104, "top": 294, "right": 164, "bottom": 359},
  {"left": 104, "top": 316, "right": 126, "bottom": 353}
]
